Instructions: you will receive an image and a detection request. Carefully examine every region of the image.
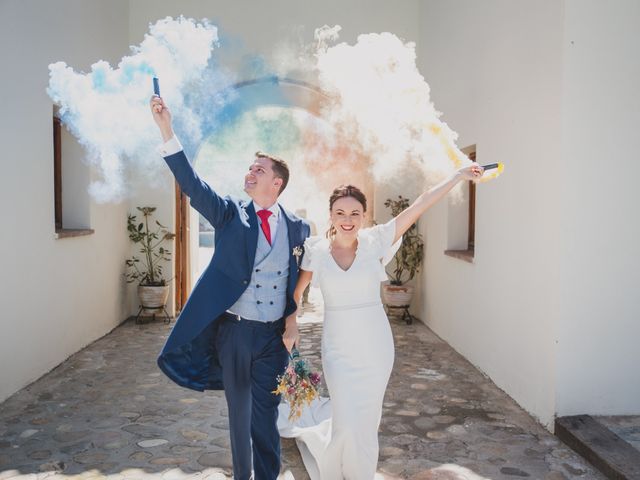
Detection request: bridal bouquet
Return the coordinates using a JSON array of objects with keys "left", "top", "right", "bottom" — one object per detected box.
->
[{"left": 273, "top": 348, "right": 322, "bottom": 421}]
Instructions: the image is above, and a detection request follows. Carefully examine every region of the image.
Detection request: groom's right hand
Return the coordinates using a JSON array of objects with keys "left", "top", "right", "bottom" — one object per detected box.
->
[{"left": 150, "top": 95, "right": 174, "bottom": 142}]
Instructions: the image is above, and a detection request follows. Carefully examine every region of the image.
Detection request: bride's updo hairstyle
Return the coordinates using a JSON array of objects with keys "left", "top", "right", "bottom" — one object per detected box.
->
[{"left": 326, "top": 185, "right": 367, "bottom": 239}]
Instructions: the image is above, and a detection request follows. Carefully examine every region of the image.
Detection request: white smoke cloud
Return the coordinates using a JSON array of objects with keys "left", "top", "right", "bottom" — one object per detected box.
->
[
  {"left": 48, "top": 18, "right": 473, "bottom": 206},
  {"left": 313, "top": 27, "right": 471, "bottom": 194}
]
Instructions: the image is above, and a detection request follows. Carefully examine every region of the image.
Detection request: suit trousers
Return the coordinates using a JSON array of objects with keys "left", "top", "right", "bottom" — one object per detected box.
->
[{"left": 215, "top": 313, "right": 289, "bottom": 480}]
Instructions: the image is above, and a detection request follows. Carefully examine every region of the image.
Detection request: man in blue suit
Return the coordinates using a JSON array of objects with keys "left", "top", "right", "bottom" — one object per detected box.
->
[{"left": 150, "top": 95, "right": 310, "bottom": 480}]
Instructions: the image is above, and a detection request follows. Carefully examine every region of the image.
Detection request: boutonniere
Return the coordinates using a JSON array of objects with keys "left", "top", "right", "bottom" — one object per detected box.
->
[{"left": 292, "top": 245, "right": 303, "bottom": 267}]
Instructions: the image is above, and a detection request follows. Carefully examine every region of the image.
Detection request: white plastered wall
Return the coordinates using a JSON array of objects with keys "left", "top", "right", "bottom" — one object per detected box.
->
[
  {"left": 556, "top": 0, "right": 640, "bottom": 417},
  {"left": 0, "top": 0, "right": 130, "bottom": 402},
  {"left": 417, "top": 0, "right": 564, "bottom": 428}
]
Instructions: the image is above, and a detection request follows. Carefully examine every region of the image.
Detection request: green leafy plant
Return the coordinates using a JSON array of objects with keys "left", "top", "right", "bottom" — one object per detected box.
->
[
  {"left": 384, "top": 195, "right": 424, "bottom": 286},
  {"left": 125, "top": 207, "right": 175, "bottom": 286}
]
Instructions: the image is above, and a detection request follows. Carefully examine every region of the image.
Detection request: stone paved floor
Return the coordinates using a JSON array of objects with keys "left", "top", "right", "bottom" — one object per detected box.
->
[{"left": 0, "top": 291, "right": 605, "bottom": 480}]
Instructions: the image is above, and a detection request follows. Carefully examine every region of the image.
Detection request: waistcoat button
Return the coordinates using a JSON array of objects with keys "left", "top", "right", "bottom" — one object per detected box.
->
[{"left": 257, "top": 301, "right": 262, "bottom": 305}]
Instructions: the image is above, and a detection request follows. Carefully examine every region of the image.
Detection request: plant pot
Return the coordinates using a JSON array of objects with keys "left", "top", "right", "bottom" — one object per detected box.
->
[
  {"left": 138, "top": 284, "right": 170, "bottom": 310},
  {"left": 382, "top": 284, "right": 414, "bottom": 307}
]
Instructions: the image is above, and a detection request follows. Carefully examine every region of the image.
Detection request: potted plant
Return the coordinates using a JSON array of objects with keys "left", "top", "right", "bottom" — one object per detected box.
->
[
  {"left": 125, "top": 207, "right": 175, "bottom": 322},
  {"left": 381, "top": 195, "right": 424, "bottom": 323}
]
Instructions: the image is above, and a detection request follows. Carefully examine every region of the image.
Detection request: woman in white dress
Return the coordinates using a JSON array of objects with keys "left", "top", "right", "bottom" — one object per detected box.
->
[{"left": 279, "top": 163, "right": 484, "bottom": 480}]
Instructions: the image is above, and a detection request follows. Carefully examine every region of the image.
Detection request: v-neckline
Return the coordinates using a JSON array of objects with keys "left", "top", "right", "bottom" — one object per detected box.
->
[{"left": 329, "top": 240, "right": 359, "bottom": 273}]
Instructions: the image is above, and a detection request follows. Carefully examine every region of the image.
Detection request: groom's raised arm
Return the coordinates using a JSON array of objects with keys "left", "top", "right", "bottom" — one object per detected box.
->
[{"left": 151, "top": 96, "right": 233, "bottom": 229}]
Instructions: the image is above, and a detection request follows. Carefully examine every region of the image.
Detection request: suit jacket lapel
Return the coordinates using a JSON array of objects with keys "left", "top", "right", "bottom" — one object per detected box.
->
[
  {"left": 280, "top": 205, "right": 299, "bottom": 293},
  {"left": 280, "top": 205, "right": 297, "bottom": 251},
  {"left": 244, "top": 201, "right": 259, "bottom": 267}
]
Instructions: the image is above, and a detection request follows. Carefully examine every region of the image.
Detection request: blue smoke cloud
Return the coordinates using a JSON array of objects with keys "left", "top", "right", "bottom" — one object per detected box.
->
[{"left": 48, "top": 16, "right": 233, "bottom": 202}]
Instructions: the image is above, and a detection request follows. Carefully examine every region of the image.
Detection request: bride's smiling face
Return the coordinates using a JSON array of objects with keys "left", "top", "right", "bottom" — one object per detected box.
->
[{"left": 330, "top": 196, "right": 365, "bottom": 238}]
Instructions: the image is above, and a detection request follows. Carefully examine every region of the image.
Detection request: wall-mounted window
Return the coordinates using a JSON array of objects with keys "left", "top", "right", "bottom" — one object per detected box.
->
[
  {"left": 445, "top": 147, "right": 476, "bottom": 263},
  {"left": 53, "top": 116, "right": 63, "bottom": 231},
  {"left": 53, "top": 109, "right": 94, "bottom": 238}
]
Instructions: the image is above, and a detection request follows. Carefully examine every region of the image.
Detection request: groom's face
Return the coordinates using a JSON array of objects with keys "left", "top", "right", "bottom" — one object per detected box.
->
[{"left": 244, "top": 157, "right": 283, "bottom": 199}]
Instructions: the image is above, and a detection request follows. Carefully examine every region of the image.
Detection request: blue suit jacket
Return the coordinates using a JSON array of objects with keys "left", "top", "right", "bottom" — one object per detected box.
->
[{"left": 157, "top": 150, "right": 311, "bottom": 391}]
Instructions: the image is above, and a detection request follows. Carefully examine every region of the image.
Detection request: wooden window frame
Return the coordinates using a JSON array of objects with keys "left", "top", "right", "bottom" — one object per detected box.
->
[
  {"left": 444, "top": 150, "right": 476, "bottom": 263},
  {"left": 53, "top": 114, "right": 94, "bottom": 239},
  {"left": 174, "top": 184, "right": 190, "bottom": 314},
  {"left": 54, "top": 117, "right": 63, "bottom": 230}
]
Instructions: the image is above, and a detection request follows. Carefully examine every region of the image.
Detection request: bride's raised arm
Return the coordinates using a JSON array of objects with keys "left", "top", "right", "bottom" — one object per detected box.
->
[{"left": 392, "top": 163, "right": 484, "bottom": 244}]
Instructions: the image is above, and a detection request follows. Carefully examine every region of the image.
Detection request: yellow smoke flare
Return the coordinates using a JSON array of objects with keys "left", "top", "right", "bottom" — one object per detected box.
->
[
  {"left": 427, "top": 123, "right": 504, "bottom": 182},
  {"left": 427, "top": 123, "right": 465, "bottom": 170},
  {"left": 478, "top": 162, "right": 504, "bottom": 183}
]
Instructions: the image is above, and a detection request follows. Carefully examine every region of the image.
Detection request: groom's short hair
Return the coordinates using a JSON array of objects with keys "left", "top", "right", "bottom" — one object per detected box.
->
[{"left": 255, "top": 151, "right": 289, "bottom": 194}]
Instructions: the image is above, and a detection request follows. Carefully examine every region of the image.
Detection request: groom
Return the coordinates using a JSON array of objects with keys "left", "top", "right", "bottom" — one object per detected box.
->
[{"left": 150, "top": 95, "right": 310, "bottom": 480}]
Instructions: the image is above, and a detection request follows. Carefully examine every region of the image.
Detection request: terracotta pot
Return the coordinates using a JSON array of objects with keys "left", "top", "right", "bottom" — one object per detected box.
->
[
  {"left": 382, "top": 284, "right": 414, "bottom": 307},
  {"left": 138, "top": 285, "right": 170, "bottom": 309}
]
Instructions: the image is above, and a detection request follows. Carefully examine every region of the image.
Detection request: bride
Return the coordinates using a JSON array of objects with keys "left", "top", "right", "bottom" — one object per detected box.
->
[{"left": 278, "top": 163, "right": 483, "bottom": 480}]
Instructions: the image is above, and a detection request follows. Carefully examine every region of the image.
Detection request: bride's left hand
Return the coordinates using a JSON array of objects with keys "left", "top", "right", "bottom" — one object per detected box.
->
[
  {"left": 458, "top": 162, "right": 484, "bottom": 181},
  {"left": 282, "top": 314, "right": 299, "bottom": 353}
]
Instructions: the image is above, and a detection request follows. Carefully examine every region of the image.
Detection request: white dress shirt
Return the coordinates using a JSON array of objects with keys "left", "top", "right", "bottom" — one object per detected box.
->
[
  {"left": 157, "top": 135, "right": 183, "bottom": 157},
  {"left": 253, "top": 201, "right": 280, "bottom": 241}
]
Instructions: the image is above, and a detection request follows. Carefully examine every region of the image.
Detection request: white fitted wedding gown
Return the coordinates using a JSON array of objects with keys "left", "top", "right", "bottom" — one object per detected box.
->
[{"left": 278, "top": 219, "right": 401, "bottom": 480}]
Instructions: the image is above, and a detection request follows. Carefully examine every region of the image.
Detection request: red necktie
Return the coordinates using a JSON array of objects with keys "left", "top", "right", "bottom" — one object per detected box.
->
[{"left": 257, "top": 209, "right": 272, "bottom": 245}]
